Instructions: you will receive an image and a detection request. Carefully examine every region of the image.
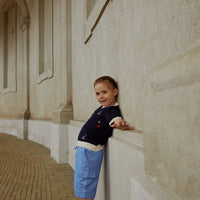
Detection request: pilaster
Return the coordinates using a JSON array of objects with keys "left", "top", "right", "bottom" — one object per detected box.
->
[
  {"left": 17, "top": 16, "right": 30, "bottom": 139},
  {"left": 52, "top": 0, "right": 73, "bottom": 124},
  {"left": 17, "top": 16, "right": 30, "bottom": 120},
  {"left": 53, "top": 105, "right": 73, "bottom": 124}
]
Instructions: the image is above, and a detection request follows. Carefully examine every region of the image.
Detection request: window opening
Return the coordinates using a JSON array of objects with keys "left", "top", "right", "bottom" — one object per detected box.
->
[
  {"left": 87, "top": 0, "right": 97, "bottom": 18},
  {"left": 84, "top": 0, "right": 111, "bottom": 44},
  {"left": 37, "top": 0, "right": 53, "bottom": 84},
  {"left": 3, "top": 2, "right": 17, "bottom": 93}
]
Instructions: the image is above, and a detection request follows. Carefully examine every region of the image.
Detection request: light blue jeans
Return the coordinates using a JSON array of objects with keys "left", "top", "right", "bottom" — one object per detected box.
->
[{"left": 74, "top": 147, "right": 103, "bottom": 199}]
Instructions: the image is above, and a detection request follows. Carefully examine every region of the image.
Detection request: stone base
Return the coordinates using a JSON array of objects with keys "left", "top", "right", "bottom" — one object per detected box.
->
[
  {"left": 28, "top": 120, "right": 68, "bottom": 163},
  {"left": 53, "top": 105, "right": 73, "bottom": 124},
  {"left": 0, "top": 118, "right": 178, "bottom": 199},
  {"left": 0, "top": 119, "right": 25, "bottom": 139},
  {"left": 0, "top": 119, "right": 69, "bottom": 164},
  {"left": 50, "top": 123, "right": 68, "bottom": 163}
]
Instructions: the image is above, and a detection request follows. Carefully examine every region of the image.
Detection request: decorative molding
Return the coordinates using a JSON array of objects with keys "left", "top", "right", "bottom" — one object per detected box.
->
[
  {"left": 20, "top": 17, "right": 30, "bottom": 31},
  {"left": 18, "top": 109, "right": 30, "bottom": 120},
  {"left": 16, "top": 0, "right": 29, "bottom": 18},
  {"left": 84, "top": 0, "right": 111, "bottom": 44},
  {"left": 53, "top": 105, "right": 73, "bottom": 124},
  {"left": 1, "top": 0, "right": 15, "bottom": 12},
  {"left": 2, "top": 1, "right": 17, "bottom": 94},
  {"left": 37, "top": 70, "right": 54, "bottom": 84},
  {"left": 37, "top": 0, "right": 54, "bottom": 84}
]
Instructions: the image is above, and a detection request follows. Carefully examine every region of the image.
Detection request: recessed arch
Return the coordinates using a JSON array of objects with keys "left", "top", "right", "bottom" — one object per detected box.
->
[
  {"left": 16, "top": 0, "right": 29, "bottom": 18},
  {"left": 0, "top": 0, "right": 29, "bottom": 19},
  {"left": 0, "top": 0, "right": 30, "bottom": 122}
]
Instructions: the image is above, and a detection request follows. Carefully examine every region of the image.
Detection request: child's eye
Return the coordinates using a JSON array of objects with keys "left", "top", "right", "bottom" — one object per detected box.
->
[
  {"left": 96, "top": 92, "right": 100, "bottom": 96},
  {"left": 102, "top": 91, "right": 107, "bottom": 94}
]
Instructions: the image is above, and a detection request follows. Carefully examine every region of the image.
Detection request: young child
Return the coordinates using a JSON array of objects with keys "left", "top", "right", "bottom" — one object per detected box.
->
[{"left": 74, "top": 76, "right": 133, "bottom": 200}]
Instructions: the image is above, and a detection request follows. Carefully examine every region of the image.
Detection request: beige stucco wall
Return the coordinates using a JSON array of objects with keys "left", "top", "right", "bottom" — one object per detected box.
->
[
  {"left": 0, "top": 0, "right": 200, "bottom": 199},
  {"left": 144, "top": 47, "right": 200, "bottom": 200},
  {"left": 0, "top": 3, "right": 23, "bottom": 118},
  {"left": 71, "top": 0, "right": 200, "bottom": 199},
  {"left": 28, "top": 0, "right": 72, "bottom": 122}
]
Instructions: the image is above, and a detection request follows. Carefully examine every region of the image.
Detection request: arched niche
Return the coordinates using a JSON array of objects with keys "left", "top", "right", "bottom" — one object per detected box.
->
[
  {"left": 0, "top": 0, "right": 30, "bottom": 120},
  {"left": 0, "top": 0, "right": 29, "bottom": 19},
  {"left": 16, "top": 0, "right": 29, "bottom": 19}
]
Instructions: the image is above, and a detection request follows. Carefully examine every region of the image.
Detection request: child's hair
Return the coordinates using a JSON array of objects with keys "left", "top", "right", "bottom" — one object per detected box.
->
[
  {"left": 94, "top": 76, "right": 118, "bottom": 89},
  {"left": 94, "top": 76, "right": 118, "bottom": 99}
]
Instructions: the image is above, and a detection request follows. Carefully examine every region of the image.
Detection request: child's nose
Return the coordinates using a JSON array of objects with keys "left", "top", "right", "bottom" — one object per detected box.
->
[{"left": 99, "top": 93, "right": 104, "bottom": 98}]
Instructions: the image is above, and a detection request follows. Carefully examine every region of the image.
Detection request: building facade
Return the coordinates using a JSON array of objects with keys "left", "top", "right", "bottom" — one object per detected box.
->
[{"left": 0, "top": 0, "right": 200, "bottom": 199}]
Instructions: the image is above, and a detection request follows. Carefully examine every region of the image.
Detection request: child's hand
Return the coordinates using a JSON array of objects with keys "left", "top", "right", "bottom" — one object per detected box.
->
[{"left": 111, "top": 118, "right": 134, "bottom": 130}]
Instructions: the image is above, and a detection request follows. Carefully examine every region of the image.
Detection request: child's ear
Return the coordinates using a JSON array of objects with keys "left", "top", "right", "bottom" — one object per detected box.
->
[{"left": 113, "top": 88, "right": 118, "bottom": 96}]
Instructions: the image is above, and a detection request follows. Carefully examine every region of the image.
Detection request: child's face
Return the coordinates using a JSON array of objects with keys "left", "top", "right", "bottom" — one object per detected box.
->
[{"left": 94, "top": 81, "right": 118, "bottom": 107}]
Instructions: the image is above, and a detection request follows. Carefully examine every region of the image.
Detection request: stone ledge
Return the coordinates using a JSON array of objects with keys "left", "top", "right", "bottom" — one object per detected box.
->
[
  {"left": 69, "top": 119, "right": 84, "bottom": 128},
  {"left": 113, "top": 128, "right": 143, "bottom": 150},
  {"left": 69, "top": 119, "right": 144, "bottom": 150}
]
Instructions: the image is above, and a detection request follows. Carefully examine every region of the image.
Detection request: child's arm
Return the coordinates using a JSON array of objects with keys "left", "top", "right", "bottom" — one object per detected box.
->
[{"left": 111, "top": 118, "right": 134, "bottom": 130}]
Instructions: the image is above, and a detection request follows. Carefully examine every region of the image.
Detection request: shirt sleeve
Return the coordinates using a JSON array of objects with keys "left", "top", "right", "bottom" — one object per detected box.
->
[
  {"left": 103, "top": 106, "right": 122, "bottom": 126},
  {"left": 109, "top": 117, "right": 122, "bottom": 126}
]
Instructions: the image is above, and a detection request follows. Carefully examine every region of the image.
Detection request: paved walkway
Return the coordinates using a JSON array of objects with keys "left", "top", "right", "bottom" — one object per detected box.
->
[{"left": 0, "top": 133, "right": 80, "bottom": 200}]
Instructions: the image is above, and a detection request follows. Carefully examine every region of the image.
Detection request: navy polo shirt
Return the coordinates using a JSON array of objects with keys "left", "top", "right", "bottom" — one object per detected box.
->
[{"left": 78, "top": 105, "right": 122, "bottom": 145}]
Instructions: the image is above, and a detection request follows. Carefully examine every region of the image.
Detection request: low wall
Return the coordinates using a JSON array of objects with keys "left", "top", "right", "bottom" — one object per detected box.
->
[
  {"left": 0, "top": 119, "right": 68, "bottom": 164},
  {"left": 67, "top": 120, "right": 177, "bottom": 200},
  {"left": 0, "top": 119, "right": 24, "bottom": 138},
  {"left": 28, "top": 120, "right": 68, "bottom": 164},
  {"left": 0, "top": 118, "right": 177, "bottom": 200}
]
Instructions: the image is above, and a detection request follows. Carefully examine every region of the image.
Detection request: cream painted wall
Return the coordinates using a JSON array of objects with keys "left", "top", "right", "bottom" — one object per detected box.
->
[
  {"left": 28, "top": 0, "right": 54, "bottom": 120},
  {"left": 0, "top": 0, "right": 200, "bottom": 199},
  {"left": 0, "top": 2, "right": 25, "bottom": 118},
  {"left": 71, "top": 0, "right": 200, "bottom": 199},
  {"left": 144, "top": 47, "right": 200, "bottom": 200},
  {"left": 28, "top": 0, "right": 72, "bottom": 122},
  {"left": 72, "top": 0, "right": 200, "bottom": 129}
]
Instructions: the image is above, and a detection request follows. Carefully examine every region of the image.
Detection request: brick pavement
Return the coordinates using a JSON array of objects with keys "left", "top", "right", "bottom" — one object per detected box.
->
[{"left": 0, "top": 133, "right": 80, "bottom": 200}]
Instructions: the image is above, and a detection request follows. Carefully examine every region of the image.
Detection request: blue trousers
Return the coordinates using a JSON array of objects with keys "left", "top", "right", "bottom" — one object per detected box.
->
[{"left": 74, "top": 147, "right": 103, "bottom": 199}]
